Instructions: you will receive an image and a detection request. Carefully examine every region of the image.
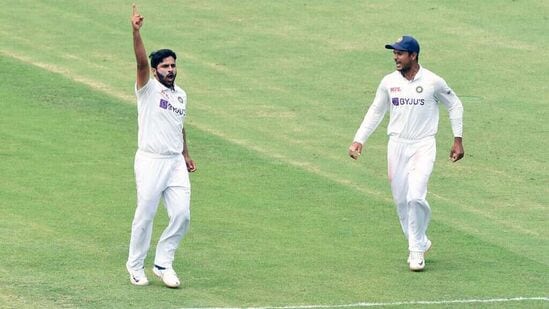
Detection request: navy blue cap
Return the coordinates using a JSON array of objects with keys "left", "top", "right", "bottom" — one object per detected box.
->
[{"left": 385, "top": 35, "right": 420, "bottom": 54}]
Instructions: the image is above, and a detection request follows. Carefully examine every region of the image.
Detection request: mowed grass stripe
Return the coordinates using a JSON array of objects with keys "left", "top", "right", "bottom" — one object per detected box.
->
[
  {"left": 0, "top": 48, "right": 391, "bottom": 200},
  {"left": 2, "top": 6, "right": 547, "bottom": 262},
  {"left": 1, "top": 47, "right": 547, "bottom": 308},
  {"left": 1, "top": 1, "right": 547, "bottom": 306},
  {"left": 3, "top": 1, "right": 545, "bottom": 184},
  {"left": 1, "top": 44, "right": 546, "bottom": 268},
  {"left": 0, "top": 0, "right": 540, "bottom": 198},
  {"left": 0, "top": 55, "right": 399, "bottom": 306},
  {"left": 2, "top": 1, "right": 544, "bottom": 179}
]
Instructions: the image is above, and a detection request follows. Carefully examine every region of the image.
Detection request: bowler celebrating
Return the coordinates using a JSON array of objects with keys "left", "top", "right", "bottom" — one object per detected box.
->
[
  {"left": 348, "top": 35, "right": 464, "bottom": 271},
  {"left": 126, "top": 4, "right": 196, "bottom": 288}
]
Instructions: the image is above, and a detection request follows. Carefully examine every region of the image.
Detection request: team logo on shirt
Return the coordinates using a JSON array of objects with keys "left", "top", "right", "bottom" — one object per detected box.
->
[
  {"left": 159, "top": 99, "right": 169, "bottom": 109},
  {"left": 391, "top": 97, "right": 425, "bottom": 106},
  {"left": 159, "top": 99, "right": 186, "bottom": 116},
  {"left": 416, "top": 86, "right": 423, "bottom": 93},
  {"left": 178, "top": 96, "right": 184, "bottom": 103}
]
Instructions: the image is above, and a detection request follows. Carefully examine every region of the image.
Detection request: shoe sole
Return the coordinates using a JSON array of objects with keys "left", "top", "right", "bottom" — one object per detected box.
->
[
  {"left": 129, "top": 277, "right": 149, "bottom": 286},
  {"left": 409, "top": 264, "right": 425, "bottom": 271},
  {"left": 153, "top": 268, "right": 180, "bottom": 288},
  {"left": 127, "top": 265, "right": 149, "bottom": 286}
]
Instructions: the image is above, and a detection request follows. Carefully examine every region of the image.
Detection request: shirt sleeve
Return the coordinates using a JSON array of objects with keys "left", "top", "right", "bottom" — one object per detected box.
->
[
  {"left": 136, "top": 79, "right": 155, "bottom": 95},
  {"left": 435, "top": 78, "right": 464, "bottom": 137},
  {"left": 353, "top": 81, "right": 389, "bottom": 144},
  {"left": 135, "top": 79, "right": 155, "bottom": 108}
]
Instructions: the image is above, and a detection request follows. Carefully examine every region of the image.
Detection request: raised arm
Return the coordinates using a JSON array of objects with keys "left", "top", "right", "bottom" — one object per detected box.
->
[{"left": 131, "top": 4, "right": 149, "bottom": 90}]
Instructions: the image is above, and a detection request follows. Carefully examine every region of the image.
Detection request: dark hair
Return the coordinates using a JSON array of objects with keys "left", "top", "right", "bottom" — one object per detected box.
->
[{"left": 149, "top": 49, "right": 177, "bottom": 69}]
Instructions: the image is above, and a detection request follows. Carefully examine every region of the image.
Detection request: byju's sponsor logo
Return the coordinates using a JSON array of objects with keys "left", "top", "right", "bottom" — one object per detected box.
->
[
  {"left": 159, "top": 99, "right": 169, "bottom": 109},
  {"left": 391, "top": 97, "right": 425, "bottom": 106},
  {"left": 159, "top": 99, "right": 186, "bottom": 116}
]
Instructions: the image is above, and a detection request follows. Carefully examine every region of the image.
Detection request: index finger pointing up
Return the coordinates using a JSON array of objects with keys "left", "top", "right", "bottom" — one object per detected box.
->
[{"left": 132, "top": 3, "right": 139, "bottom": 16}]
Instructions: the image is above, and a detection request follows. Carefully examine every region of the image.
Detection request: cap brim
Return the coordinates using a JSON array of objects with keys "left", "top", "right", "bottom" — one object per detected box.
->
[{"left": 385, "top": 43, "right": 404, "bottom": 50}]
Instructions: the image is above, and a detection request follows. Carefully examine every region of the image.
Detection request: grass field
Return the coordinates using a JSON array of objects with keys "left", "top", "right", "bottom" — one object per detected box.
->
[{"left": 0, "top": 1, "right": 547, "bottom": 308}]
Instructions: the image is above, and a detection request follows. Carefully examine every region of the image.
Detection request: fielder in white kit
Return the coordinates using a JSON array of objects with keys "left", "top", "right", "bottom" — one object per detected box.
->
[
  {"left": 348, "top": 35, "right": 464, "bottom": 271},
  {"left": 126, "top": 4, "right": 196, "bottom": 287}
]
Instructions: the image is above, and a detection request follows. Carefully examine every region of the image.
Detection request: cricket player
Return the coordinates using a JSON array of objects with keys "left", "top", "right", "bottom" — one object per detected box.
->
[
  {"left": 126, "top": 4, "right": 196, "bottom": 288},
  {"left": 348, "top": 35, "right": 464, "bottom": 271}
]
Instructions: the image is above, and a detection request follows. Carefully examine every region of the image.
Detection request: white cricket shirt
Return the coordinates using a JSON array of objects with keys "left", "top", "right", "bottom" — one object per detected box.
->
[
  {"left": 353, "top": 66, "right": 463, "bottom": 143},
  {"left": 136, "top": 78, "right": 187, "bottom": 155}
]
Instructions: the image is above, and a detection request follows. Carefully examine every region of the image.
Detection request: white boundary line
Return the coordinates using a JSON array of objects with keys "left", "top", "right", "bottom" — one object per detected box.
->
[{"left": 180, "top": 297, "right": 548, "bottom": 309}]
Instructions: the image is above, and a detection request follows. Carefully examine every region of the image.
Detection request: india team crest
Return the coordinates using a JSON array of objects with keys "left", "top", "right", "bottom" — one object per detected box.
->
[{"left": 416, "top": 86, "right": 423, "bottom": 93}]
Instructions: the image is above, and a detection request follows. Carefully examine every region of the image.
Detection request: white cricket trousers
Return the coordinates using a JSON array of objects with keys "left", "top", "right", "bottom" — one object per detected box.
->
[
  {"left": 387, "top": 136, "right": 436, "bottom": 253},
  {"left": 127, "top": 150, "right": 191, "bottom": 270}
]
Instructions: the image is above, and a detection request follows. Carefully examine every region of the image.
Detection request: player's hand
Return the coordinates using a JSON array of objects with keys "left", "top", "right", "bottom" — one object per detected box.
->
[
  {"left": 185, "top": 158, "right": 197, "bottom": 172},
  {"left": 131, "top": 3, "right": 144, "bottom": 31},
  {"left": 348, "top": 142, "right": 363, "bottom": 160},
  {"left": 449, "top": 137, "right": 464, "bottom": 162}
]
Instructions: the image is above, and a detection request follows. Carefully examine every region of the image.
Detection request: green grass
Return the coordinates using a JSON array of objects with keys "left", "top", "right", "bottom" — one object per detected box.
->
[{"left": 0, "top": 1, "right": 547, "bottom": 308}]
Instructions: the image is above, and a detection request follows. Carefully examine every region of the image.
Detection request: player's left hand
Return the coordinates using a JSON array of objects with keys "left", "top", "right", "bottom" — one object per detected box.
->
[
  {"left": 449, "top": 137, "right": 464, "bottom": 162},
  {"left": 348, "top": 142, "right": 363, "bottom": 160},
  {"left": 185, "top": 158, "right": 197, "bottom": 172}
]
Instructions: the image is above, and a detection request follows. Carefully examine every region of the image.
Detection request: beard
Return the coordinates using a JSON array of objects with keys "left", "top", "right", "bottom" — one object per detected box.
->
[
  {"left": 396, "top": 61, "right": 410, "bottom": 72},
  {"left": 156, "top": 71, "right": 176, "bottom": 89}
]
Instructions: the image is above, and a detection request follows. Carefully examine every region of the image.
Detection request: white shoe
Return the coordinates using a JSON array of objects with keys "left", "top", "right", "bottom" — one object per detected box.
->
[
  {"left": 409, "top": 251, "right": 426, "bottom": 271},
  {"left": 126, "top": 264, "right": 149, "bottom": 286},
  {"left": 407, "top": 240, "right": 432, "bottom": 264},
  {"left": 153, "top": 266, "right": 180, "bottom": 288}
]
